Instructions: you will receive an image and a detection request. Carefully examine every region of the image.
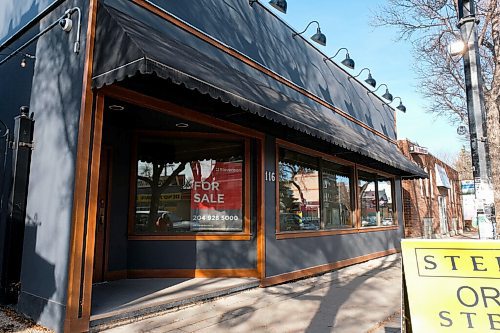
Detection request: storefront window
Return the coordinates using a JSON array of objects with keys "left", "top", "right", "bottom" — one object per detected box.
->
[
  {"left": 378, "top": 178, "right": 394, "bottom": 226},
  {"left": 133, "top": 137, "right": 244, "bottom": 234},
  {"left": 278, "top": 149, "right": 355, "bottom": 232},
  {"left": 359, "top": 173, "right": 377, "bottom": 227},
  {"left": 278, "top": 149, "right": 320, "bottom": 231},
  {"left": 278, "top": 148, "right": 395, "bottom": 233},
  {"left": 322, "top": 162, "right": 352, "bottom": 229},
  {"left": 359, "top": 170, "right": 394, "bottom": 227}
]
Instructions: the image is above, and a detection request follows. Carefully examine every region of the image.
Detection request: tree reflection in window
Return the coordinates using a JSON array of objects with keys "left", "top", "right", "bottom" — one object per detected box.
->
[
  {"left": 359, "top": 170, "right": 394, "bottom": 227},
  {"left": 278, "top": 149, "right": 320, "bottom": 231},
  {"left": 322, "top": 163, "right": 352, "bottom": 229},
  {"left": 134, "top": 137, "right": 244, "bottom": 234}
]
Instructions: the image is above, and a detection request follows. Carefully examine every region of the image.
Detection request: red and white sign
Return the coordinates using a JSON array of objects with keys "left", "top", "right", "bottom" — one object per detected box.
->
[{"left": 190, "top": 161, "right": 242, "bottom": 231}]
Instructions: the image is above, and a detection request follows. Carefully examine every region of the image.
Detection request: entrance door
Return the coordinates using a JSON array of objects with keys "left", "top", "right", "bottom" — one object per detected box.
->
[
  {"left": 93, "top": 147, "right": 111, "bottom": 283},
  {"left": 438, "top": 195, "right": 448, "bottom": 235}
]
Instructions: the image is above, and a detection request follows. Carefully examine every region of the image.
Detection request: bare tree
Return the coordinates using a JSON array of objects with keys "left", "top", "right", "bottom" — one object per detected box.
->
[
  {"left": 454, "top": 146, "right": 474, "bottom": 179},
  {"left": 372, "top": 0, "right": 500, "bottom": 216}
]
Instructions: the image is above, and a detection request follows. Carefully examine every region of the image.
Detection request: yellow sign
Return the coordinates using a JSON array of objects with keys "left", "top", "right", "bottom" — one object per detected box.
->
[{"left": 402, "top": 239, "right": 500, "bottom": 332}]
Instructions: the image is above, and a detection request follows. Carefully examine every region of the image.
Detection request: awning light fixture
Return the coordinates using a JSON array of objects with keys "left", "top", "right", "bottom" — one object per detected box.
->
[
  {"left": 387, "top": 97, "right": 406, "bottom": 112},
  {"left": 292, "top": 21, "right": 326, "bottom": 46},
  {"left": 368, "top": 83, "right": 393, "bottom": 102},
  {"left": 349, "top": 68, "right": 376, "bottom": 88},
  {"left": 324, "top": 47, "right": 355, "bottom": 70},
  {"left": 268, "top": 0, "right": 287, "bottom": 13}
]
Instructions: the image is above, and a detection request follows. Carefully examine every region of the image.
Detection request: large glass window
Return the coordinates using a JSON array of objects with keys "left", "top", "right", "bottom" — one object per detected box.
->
[
  {"left": 359, "top": 170, "right": 394, "bottom": 227},
  {"left": 378, "top": 178, "right": 394, "bottom": 226},
  {"left": 133, "top": 136, "right": 245, "bottom": 234},
  {"left": 279, "top": 149, "right": 320, "bottom": 231},
  {"left": 322, "top": 161, "right": 352, "bottom": 229},
  {"left": 359, "top": 173, "right": 377, "bottom": 227},
  {"left": 278, "top": 148, "right": 355, "bottom": 232}
]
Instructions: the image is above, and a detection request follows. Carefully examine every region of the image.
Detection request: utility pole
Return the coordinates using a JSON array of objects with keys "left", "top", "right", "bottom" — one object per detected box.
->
[{"left": 456, "top": 0, "right": 496, "bottom": 239}]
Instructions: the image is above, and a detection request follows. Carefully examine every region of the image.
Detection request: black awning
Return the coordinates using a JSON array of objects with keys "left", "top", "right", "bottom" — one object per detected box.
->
[{"left": 92, "top": 0, "right": 427, "bottom": 178}]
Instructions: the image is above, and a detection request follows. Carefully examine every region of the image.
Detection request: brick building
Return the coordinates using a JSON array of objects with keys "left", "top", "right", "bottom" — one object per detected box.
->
[{"left": 398, "top": 139, "right": 463, "bottom": 238}]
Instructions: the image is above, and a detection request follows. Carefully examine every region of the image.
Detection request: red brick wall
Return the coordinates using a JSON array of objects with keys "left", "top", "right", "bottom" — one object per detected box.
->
[{"left": 398, "top": 140, "right": 463, "bottom": 238}]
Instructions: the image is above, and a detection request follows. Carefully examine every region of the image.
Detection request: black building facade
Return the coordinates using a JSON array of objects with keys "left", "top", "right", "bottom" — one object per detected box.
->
[{"left": 0, "top": 0, "right": 425, "bottom": 331}]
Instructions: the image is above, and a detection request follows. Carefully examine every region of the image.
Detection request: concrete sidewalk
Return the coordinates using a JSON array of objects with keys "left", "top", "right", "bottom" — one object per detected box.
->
[{"left": 100, "top": 254, "right": 402, "bottom": 333}]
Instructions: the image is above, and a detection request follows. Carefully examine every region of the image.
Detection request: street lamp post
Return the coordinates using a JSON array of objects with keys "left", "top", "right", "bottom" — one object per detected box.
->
[{"left": 456, "top": 0, "right": 496, "bottom": 239}]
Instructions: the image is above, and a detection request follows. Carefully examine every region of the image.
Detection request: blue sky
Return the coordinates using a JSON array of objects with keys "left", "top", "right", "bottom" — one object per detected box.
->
[{"left": 263, "top": 0, "right": 466, "bottom": 160}]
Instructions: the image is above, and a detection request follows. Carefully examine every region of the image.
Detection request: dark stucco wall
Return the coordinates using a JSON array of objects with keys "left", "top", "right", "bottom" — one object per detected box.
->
[
  {"left": 1, "top": 1, "right": 90, "bottom": 332},
  {"left": 264, "top": 136, "right": 402, "bottom": 278},
  {"left": 265, "top": 231, "right": 401, "bottom": 278},
  {"left": 126, "top": 240, "right": 256, "bottom": 270}
]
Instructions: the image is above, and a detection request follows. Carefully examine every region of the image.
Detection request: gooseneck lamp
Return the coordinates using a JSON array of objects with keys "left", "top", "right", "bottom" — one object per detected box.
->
[
  {"left": 368, "top": 83, "right": 393, "bottom": 102},
  {"left": 292, "top": 21, "right": 326, "bottom": 46},
  {"left": 323, "top": 48, "right": 355, "bottom": 70},
  {"left": 349, "top": 68, "right": 376, "bottom": 88}
]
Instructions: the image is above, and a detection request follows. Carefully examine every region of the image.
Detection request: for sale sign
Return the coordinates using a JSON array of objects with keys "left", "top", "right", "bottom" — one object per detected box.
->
[
  {"left": 402, "top": 239, "right": 500, "bottom": 332},
  {"left": 190, "top": 161, "right": 243, "bottom": 231}
]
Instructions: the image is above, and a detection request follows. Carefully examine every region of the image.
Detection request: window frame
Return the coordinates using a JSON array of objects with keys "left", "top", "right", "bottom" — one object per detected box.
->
[
  {"left": 275, "top": 140, "right": 398, "bottom": 239},
  {"left": 320, "top": 158, "right": 355, "bottom": 230},
  {"left": 357, "top": 167, "right": 397, "bottom": 229},
  {"left": 128, "top": 131, "right": 252, "bottom": 240}
]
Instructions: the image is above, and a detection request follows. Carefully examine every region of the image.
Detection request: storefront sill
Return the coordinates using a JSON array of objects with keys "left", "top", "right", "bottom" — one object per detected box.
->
[
  {"left": 127, "top": 268, "right": 259, "bottom": 278},
  {"left": 275, "top": 225, "right": 399, "bottom": 239}
]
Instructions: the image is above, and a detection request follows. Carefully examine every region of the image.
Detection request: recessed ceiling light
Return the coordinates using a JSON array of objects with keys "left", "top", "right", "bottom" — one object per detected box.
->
[
  {"left": 176, "top": 122, "right": 189, "bottom": 128},
  {"left": 109, "top": 104, "right": 124, "bottom": 111}
]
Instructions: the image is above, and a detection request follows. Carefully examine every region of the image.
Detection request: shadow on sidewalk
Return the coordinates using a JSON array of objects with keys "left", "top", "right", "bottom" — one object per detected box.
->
[
  {"left": 303, "top": 256, "right": 400, "bottom": 333},
  {"left": 212, "top": 255, "right": 401, "bottom": 333}
]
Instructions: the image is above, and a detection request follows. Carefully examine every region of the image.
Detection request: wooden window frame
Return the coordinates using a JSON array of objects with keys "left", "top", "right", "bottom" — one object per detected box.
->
[
  {"left": 275, "top": 140, "right": 398, "bottom": 239},
  {"left": 276, "top": 141, "right": 354, "bottom": 239},
  {"left": 128, "top": 131, "right": 252, "bottom": 241}
]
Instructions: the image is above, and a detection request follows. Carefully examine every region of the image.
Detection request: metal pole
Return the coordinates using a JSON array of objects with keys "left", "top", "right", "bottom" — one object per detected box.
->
[{"left": 457, "top": 0, "right": 496, "bottom": 239}]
